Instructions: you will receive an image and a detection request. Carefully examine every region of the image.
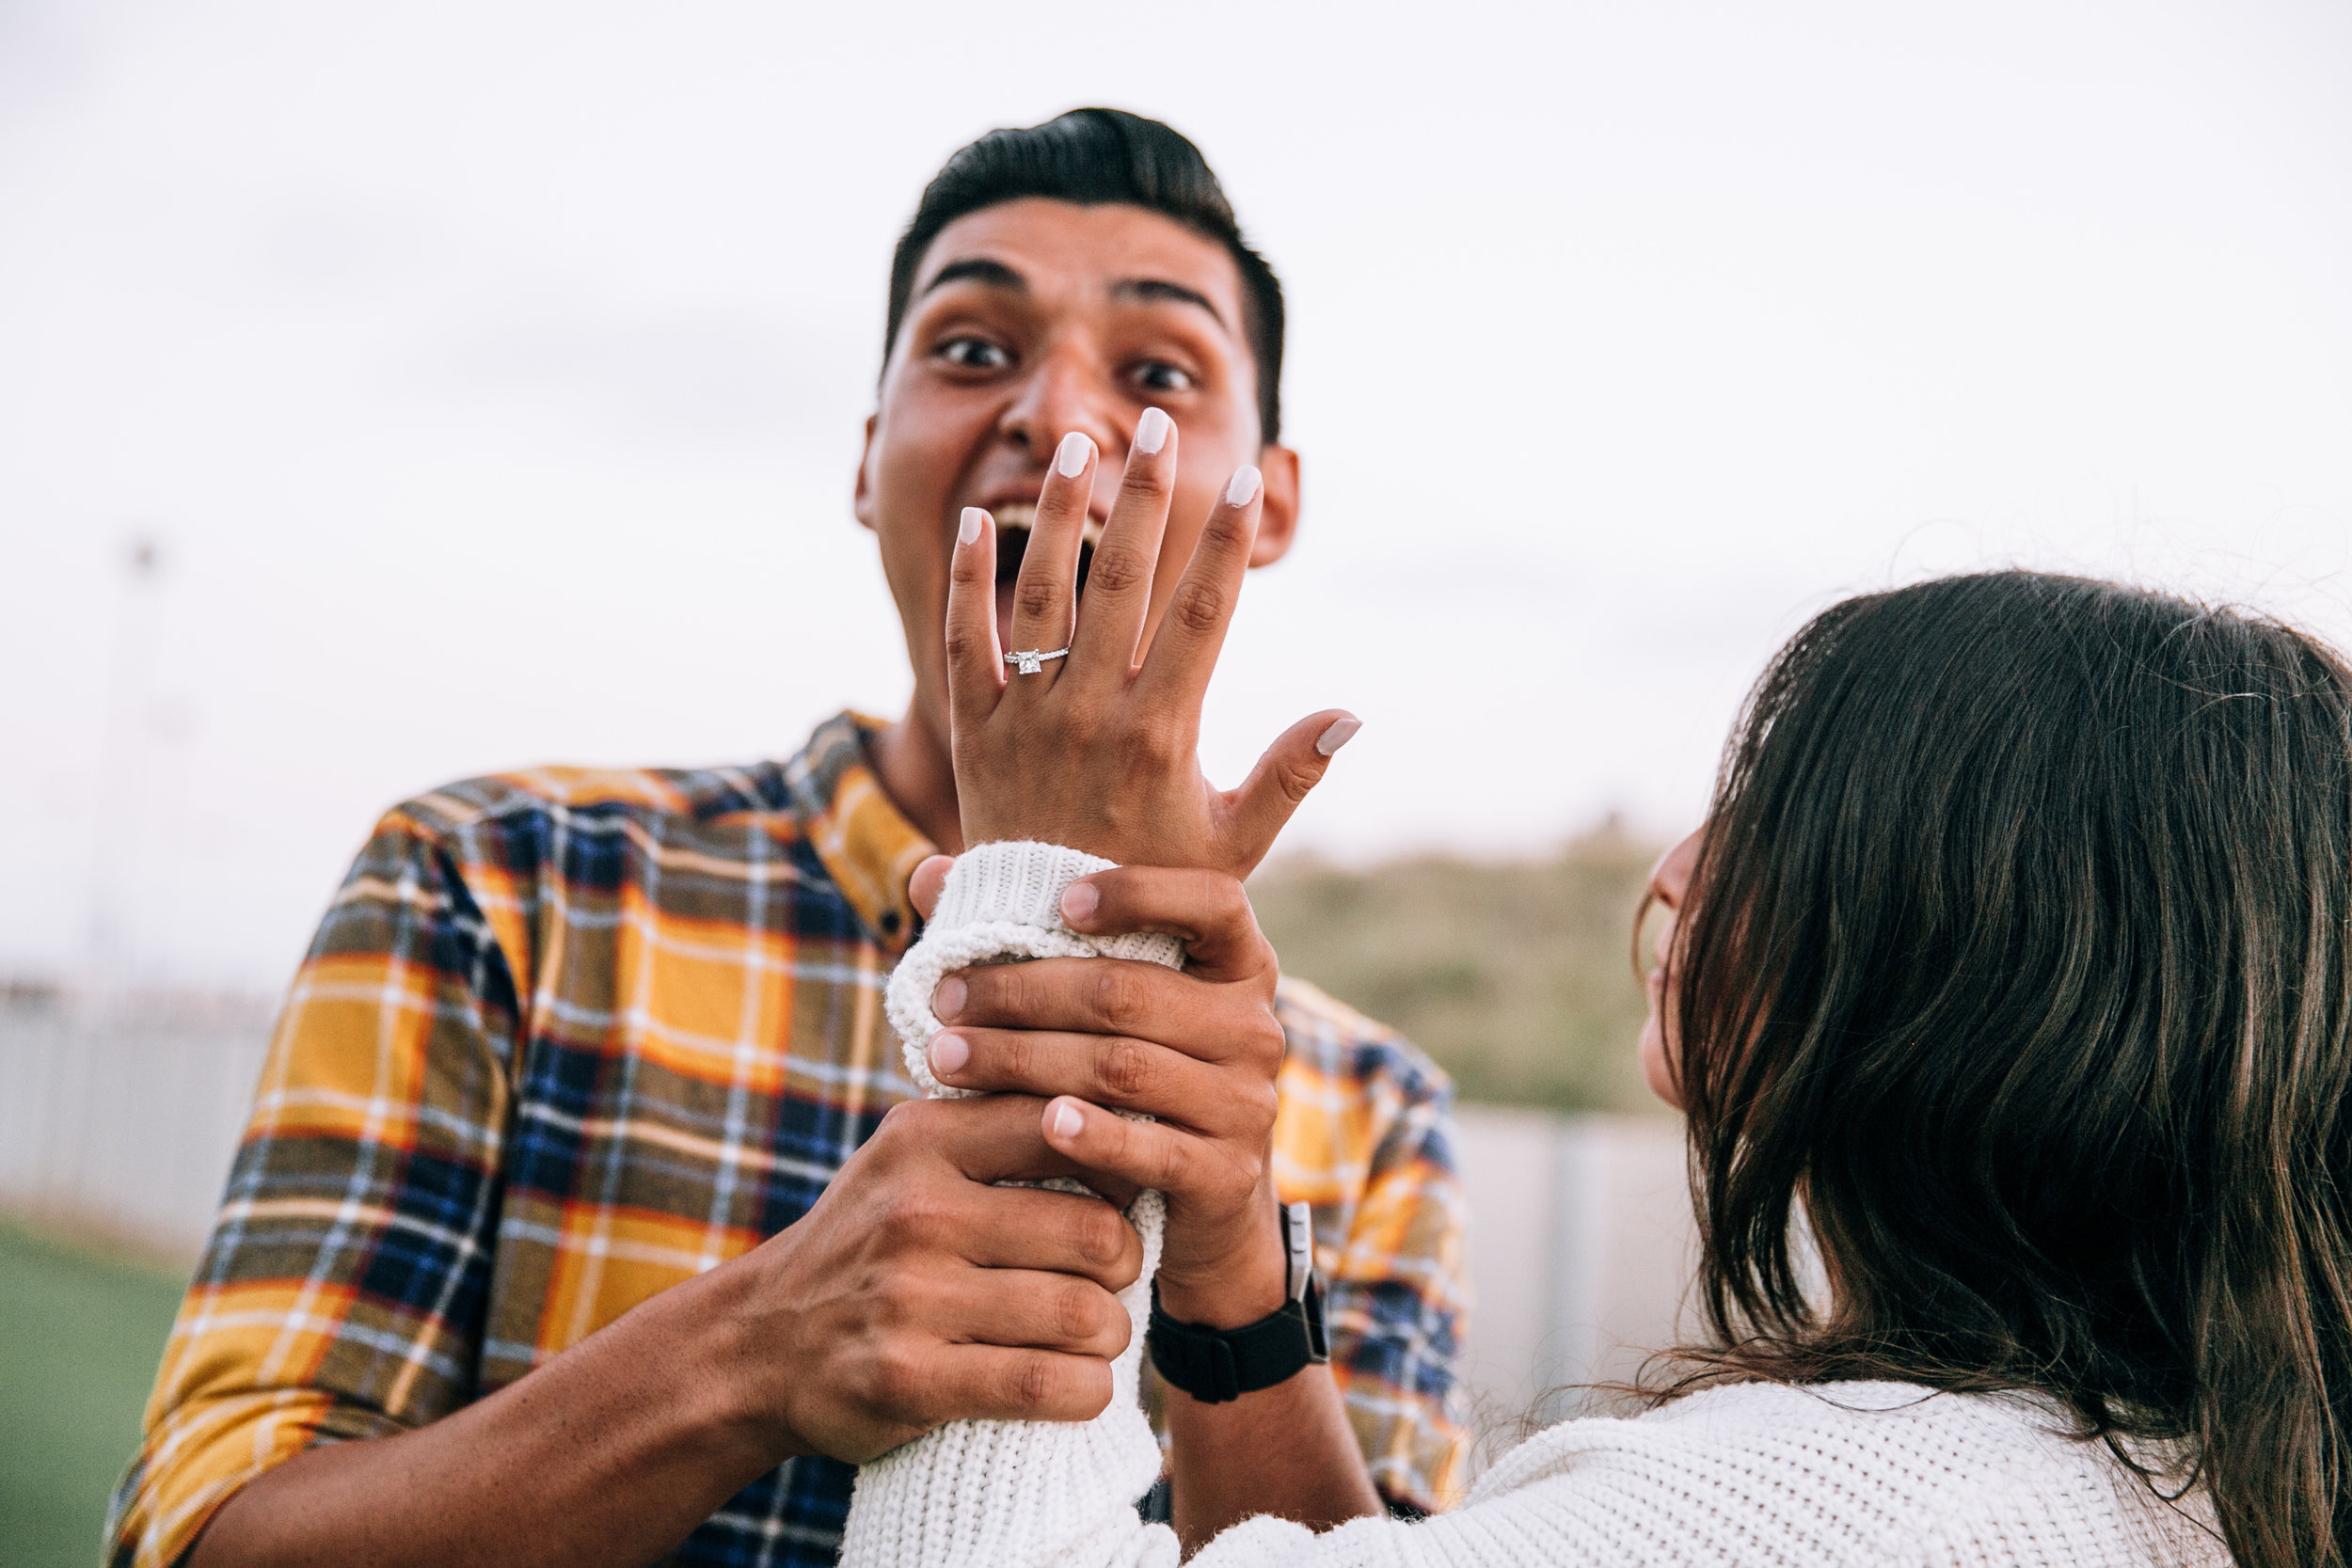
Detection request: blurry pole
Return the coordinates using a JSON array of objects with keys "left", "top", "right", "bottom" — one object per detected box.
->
[
  {"left": 37, "top": 535, "right": 167, "bottom": 1236},
  {"left": 85, "top": 534, "right": 167, "bottom": 1007}
]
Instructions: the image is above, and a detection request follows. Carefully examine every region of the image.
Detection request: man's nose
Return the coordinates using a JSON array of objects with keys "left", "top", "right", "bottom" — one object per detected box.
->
[{"left": 998, "top": 346, "right": 1123, "bottom": 466}]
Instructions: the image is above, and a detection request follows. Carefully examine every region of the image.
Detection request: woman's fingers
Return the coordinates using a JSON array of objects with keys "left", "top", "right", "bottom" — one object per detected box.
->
[
  {"left": 1216, "top": 708, "right": 1362, "bottom": 879},
  {"left": 1134, "top": 463, "right": 1261, "bottom": 716},
  {"left": 1003, "top": 430, "right": 1097, "bottom": 685},
  {"left": 1068, "top": 407, "right": 1176, "bottom": 688},
  {"left": 946, "top": 509, "right": 1005, "bottom": 729}
]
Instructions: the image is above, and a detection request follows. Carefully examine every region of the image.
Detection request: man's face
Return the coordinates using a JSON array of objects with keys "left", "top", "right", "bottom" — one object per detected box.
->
[{"left": 855, "top": 198, "right": 1298, "bottom": 751}]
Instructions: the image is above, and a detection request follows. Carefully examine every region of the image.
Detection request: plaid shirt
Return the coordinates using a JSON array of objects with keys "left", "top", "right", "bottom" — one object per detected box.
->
[{"left": 108, "top": 713, "right": 1469, "bottom": 1568}]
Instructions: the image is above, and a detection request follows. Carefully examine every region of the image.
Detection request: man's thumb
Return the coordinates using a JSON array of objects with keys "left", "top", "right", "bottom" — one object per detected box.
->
[{"left": 1226, "top": 710, "right": 1362, "bottom": 875}]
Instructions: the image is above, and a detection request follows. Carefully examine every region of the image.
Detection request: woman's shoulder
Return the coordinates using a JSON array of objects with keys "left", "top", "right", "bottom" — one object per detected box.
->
[{"left": 1457, "top": 1380, "right": 2227, "bottom": 1567}]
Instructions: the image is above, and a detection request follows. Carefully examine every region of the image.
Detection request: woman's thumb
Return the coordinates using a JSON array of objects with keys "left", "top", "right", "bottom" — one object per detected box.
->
[
  {"left": 906, "top": 853, "right": 955, "bottom": 922},
  {"left": 1225, "top": 710, "right": 1361, "bottom": 875}
]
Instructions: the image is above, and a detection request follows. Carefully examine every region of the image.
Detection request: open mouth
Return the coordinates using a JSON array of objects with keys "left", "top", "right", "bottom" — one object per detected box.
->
[{"left": 991, "top": 502, "right": 1103, "bottom": 604}]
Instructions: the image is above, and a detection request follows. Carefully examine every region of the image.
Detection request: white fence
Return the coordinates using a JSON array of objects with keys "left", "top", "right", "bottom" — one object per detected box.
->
[
  {"left": 0, "top": 988, "right": 274, "bottom": 1260},
  {"left": 0, "top": 990, "right": 1697, "bottom": 1461}
]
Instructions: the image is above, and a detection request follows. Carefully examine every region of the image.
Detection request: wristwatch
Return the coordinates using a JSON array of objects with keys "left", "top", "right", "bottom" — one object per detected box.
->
[{"left": 1146, "top": 1200, "right": 1329, "bottom": 1404}]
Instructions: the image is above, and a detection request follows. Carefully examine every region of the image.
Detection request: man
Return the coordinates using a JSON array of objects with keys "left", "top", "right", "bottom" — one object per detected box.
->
[{"left": 109, "top": 109, "right": 1467, "bottom": 1568}]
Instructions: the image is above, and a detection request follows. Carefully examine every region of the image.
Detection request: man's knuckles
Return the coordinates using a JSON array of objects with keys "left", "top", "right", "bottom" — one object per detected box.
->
[
  {"left": 1093, "top": 1034, "right": 1158, "bottom": 1101},
  {"left": 1231, "top": 1070, "right": 1279, "bottom": 1132},
  {"left": 1238, "top": 1007, "right": 1288, "bottom": 1070},
  {"left": 872, "top": 1183, "right": 962, "bottom": 1252},
  {"left": 871, "top": 1094, "right": 952, "bottom": 1148},
  {"left": 861, "top": 1335, "right": 942, "bottom": 1421},
  {"left": 1046, "top": 1275, "right": 1128, "bottom": 1353},
  {"left": 1069, "top": 1201, "right": 1141, "bottom": 1279},
  {"left": 1088, "top": 963, "right": 1156, "bottom": 1033},
  {"left": 1143, "top": 1127, "right": 1200, "bottom": 1193},
  {"left": 1005, "top": 1351, "right": 1112, "bottom": 1422}
]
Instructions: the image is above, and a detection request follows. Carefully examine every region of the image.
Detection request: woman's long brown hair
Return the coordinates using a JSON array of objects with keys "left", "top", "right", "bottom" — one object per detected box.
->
[{"left": 1666, "top": 571, "right": 2352, "bottom": 1567}]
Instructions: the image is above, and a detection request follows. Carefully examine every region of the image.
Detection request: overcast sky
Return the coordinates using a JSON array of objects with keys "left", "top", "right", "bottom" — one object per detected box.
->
[{"left": 3, "top": 0, "right": 2348, "bottom": 990}]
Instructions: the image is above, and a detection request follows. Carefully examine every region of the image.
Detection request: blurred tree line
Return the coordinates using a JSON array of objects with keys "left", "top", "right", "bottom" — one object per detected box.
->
[{"left": 1248, "top": 827, "right": 1668, "bottom": 1115}]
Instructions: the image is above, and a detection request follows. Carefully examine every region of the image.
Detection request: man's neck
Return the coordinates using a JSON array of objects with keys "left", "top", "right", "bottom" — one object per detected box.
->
[{"left": 867, "top": 705, "right": 964, "bottom": 855}]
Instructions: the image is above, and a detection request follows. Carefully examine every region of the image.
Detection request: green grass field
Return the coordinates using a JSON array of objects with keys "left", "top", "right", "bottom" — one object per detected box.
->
[{"left": 0, "top": 1220, "right": 187, "bottom": 1567}]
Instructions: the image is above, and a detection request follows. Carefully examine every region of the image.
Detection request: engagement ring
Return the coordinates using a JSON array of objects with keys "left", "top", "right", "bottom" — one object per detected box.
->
[{"left": 1004, "top": 647, "right": 1070, "bottom": 675}]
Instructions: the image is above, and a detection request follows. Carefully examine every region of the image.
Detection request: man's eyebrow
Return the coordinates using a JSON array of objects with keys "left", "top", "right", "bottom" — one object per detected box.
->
[
  {"left": 1111, "top": 277, "right": 1229, "bottom": 333},
  {"left": 919, "top": 258, "right": 1028, "bottom": 299}
]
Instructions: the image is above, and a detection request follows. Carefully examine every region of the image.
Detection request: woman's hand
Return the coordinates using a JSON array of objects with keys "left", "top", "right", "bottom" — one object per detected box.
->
[{"left": 946, "top": 411, "right": 1358, "bottom": 878}]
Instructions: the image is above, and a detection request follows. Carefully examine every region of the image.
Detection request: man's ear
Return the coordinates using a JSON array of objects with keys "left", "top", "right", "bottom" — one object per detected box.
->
[
  {"left": 1248, "top": 444, "right": 1300, "bottom": 568},
  {"left": 852, "top": 412, "right": 880, "bottom": 533}
]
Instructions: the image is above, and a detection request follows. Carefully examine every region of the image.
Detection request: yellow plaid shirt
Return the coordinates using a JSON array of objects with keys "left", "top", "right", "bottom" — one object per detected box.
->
[{"left": 108, "top": 713, "right": 1470, "bottom": 1567}]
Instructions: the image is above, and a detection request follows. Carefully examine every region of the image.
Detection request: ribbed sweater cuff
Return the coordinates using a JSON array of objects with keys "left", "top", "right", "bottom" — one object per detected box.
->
[{"left": 884, "top": 840, "right": 1184, "bottom": 1095}]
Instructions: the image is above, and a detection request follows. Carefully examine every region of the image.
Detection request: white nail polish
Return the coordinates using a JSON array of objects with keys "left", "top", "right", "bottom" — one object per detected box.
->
[
  {"left": 959, "top": 507, "right": 985, "bottom": 545},
  {"left": 1134, "top": 407, "right": 1171, "bottom": 455},
  {"left": 1315, "top": 715, "right": 1362, "bottom": 756},
  {"left": 1225, "top": 465, "right": 1262, "bottom": 507},
  {"left": 1057, "top": 431, "right": 1093, "bottom": 478}
]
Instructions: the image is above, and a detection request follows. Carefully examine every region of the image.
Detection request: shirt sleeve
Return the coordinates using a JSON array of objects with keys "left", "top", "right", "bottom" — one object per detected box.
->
[
  {"left": 105, "top": 807, "right": 523, "bottom": 1568},
  {"left": 1268, "top": 989, "right": 1472, "bottom": 1513}
]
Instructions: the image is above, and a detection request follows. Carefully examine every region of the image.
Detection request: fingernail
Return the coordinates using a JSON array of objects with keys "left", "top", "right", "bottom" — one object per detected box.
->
[
  {"left": 1050, "top": 1101, "right": 1085, "bottom": 1140},
  {"left": 1225, "top": 465, "right": 1261, "bottom": 507},
  {"left": 928, "top": 1032, "right": 969, "bottom": 1076},
  {"left": 959, "top": 507, "right": 985, "bottom": 546},
  {"left": 1133, "top": 407, "right": 1171, "bottom": 455},
  {"left": 1060, "top": 880, "right": 1099, "bottom": 923},
  {"left": 933, "top": 976, "right": 966, "bottom": 1021},
  {"left": 1057, "top": 431, "right": 1093, "bottom": 478},
  {"left": 1315, "top": 715, "right": 1362, "bottom": 757}
]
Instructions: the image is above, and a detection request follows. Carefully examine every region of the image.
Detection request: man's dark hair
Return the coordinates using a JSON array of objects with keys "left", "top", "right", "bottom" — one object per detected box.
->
[{"left": 885, "top": 107, "right": 1286, "bottom": 442}]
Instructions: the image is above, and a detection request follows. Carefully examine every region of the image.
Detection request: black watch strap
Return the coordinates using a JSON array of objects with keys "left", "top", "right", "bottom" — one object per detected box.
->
[
  {"left": 1145, "top": 1200, "right": 1329, "bottom": 1405},
  {"left": 1147, "top": 1278, "right": 1328, "bottom": 1404}
]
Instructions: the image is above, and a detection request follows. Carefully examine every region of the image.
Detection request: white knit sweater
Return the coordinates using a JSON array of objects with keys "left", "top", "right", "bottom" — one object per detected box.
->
[
  {"left": 839, "top": 842, "right": 2233, "bottom": 1568},
  {"left": 1180, "top": 1381, "right": 2231, "bottom": 1568}
]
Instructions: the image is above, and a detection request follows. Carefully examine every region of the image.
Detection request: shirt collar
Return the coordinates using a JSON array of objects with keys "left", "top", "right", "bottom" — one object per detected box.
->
[{"left": 786, "top": 711, "right": 934, "bottom": 957}]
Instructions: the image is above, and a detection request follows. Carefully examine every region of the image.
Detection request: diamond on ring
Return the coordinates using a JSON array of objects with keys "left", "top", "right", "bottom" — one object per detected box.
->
[{"left": 1005, "top": 647, "right": 1070, "bottom": 675}]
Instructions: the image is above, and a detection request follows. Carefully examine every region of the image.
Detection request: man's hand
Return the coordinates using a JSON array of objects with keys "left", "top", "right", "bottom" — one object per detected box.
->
[
  {"left": 910, "top": 858, "right": 1293, "bottom": 1327},
  {"left": 187, "top": 1095, "right": 1145, "bottom": 1568},
  {"left": 727, "top": 1093, "right": 1147, "bottom": 1461},
  {"left": 946, "top": 414, "right": 1358, "bottom": 879}
]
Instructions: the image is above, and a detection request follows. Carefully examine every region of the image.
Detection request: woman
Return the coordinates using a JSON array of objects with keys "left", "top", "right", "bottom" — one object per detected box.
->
[{"left": 850, "top": 420, "right": 2346, "bottom": 1562}]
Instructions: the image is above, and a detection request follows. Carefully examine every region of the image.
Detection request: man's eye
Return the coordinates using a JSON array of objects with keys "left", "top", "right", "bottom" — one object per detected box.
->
[
  {"left": 938, "top": 337, "right": 1010, "bottom": 371},
  {"left": 1135, "top": 361, "right": 1196, "bottom": 393}
]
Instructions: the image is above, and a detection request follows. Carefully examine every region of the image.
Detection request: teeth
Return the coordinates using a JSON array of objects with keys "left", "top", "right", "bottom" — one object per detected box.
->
[{"left": 982, "top": 503, "right": 1103, "bottom": 547}]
